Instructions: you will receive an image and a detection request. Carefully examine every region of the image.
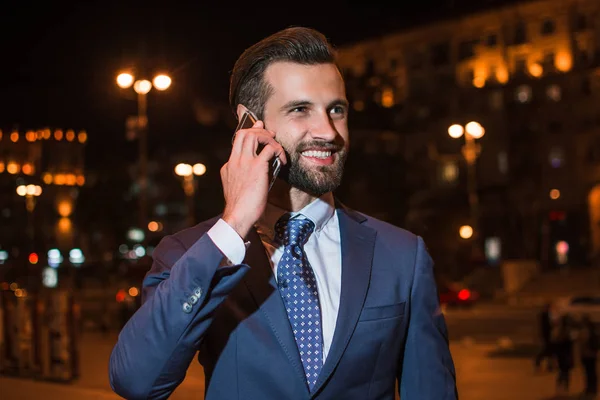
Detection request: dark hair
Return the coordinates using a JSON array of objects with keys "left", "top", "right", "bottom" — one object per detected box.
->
[{"left": 229, "top": 27, "right": 338, "bottom": 120}]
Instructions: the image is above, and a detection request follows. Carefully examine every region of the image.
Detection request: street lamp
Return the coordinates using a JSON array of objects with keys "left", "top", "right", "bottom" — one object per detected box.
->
[
  {"left": 448, "top": 121, "right": 485, "bottom": 244},
  {"left": 174, "top": 163, "right": 206, "bottom": 227},
  {"left": 459, "top": 225, "right": 474, "bottom": 240},
  {"left": 116, "top": 71, "right": 172, "bottom": 233},
  {"left": 16, "top": 184, "right": 43, "bottom": 210},
  {"left": 17, "top": 184, "right": 43, "bottom": 257}
]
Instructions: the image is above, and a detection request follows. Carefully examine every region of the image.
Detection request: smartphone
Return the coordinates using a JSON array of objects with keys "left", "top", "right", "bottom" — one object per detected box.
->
[{"left": 234, "top": 110, "right": 282, "bottom": 191}]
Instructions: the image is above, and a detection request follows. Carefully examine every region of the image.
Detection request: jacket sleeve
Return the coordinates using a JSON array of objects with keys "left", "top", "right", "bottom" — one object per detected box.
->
[
  {"left": 109, "top": 232, "right": 250, "bottom": 400},
  {"left": 398, "top": 236, "right": 458, "bottom": 399}
]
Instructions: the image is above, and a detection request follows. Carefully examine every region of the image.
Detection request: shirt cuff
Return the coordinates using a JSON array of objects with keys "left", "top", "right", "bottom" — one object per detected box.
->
[{"left": 207, "top": 218, "right": 247, "bottom": 265}]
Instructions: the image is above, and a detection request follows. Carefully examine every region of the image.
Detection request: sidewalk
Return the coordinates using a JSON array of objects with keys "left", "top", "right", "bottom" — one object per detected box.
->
[
  {"left": 452, "top": 342, "right": 589, "bottom": 400},
  {"left": 0, "top": 332, "right": 205, "bottom": 400},
  {"left": 0, "top": 332, "right": 593, "bottom": 399}
]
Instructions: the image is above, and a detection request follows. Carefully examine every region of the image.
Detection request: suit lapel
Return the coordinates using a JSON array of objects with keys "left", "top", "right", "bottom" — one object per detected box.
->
[
  {"left": 240, "top": 228, "right": 308, "bottom": 390},
  {"left": 312, "top": 205, "right": 376, "bottom": 395}
]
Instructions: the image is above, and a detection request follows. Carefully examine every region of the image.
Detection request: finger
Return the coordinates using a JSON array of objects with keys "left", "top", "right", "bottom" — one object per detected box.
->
[
  {"left": 231, "top": 123, "right": 273, "bottom": 155},
  {"left": 240, "top": 131, "right": 278, "bottom": 159},
  {"left": 231, "top": 129, "right": 247, "bottom": 155},
  {"left": 257, "top": 141, "right": 287, "bottom": 165}
]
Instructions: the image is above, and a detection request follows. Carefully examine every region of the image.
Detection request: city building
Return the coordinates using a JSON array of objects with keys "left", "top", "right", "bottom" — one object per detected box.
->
[
  {"left": 0, "top": 127, "right": 87, "bottom": 286},
  {"left": 335, "top": 0, "right": 600, "bottom": 275}
]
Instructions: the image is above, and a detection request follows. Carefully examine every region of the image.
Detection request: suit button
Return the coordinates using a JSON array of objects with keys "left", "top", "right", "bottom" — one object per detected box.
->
[
  {"left": 182, "top": 302, "right": 192, "bottom": 314},
  {"left": 193, "top": 287, "right": 202, "bottom": 297},
  {"left": 189, "top": 295, "right": 198, "bottom": 305}
]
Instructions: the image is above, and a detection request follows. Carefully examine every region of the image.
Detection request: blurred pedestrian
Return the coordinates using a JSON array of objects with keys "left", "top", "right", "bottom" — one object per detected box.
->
[
  {"left": 579, "top": 314, "right": 598, "bottom": 398},
  {"left": 534, "top": 302, "right": 555, "bottom": 372},
  {"left": 553, "top": 315, "right": 575, "bottom": 395}
]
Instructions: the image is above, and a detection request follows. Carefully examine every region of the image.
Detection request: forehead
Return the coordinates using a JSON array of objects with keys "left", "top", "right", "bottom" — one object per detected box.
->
[{"left": 264, "top": 62, "right": 346, "bottom": 103}]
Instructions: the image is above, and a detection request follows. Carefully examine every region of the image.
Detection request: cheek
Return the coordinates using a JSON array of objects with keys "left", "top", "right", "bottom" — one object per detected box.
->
[
  {"left": 334, "top": 120, "right": 349, "bottom": 137},
  {"left": 276, "top": 135, "right": 298, "bottom": 154},
  {"left": 275, "top": 127, "right": 305, "bottom": 151}
]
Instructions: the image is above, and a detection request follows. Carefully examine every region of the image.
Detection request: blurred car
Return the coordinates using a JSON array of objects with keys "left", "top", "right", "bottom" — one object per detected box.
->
[
  {"left": 554, "top": 295, "right": 600, "bottom": 325},
  {"left": 438, "top": 281, "right": 479, "bottom": 308}
]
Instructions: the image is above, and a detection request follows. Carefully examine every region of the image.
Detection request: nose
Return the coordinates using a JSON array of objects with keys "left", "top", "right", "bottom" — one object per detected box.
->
[{"left": 310, "top": 111, "right": 338, "bottom": 142}]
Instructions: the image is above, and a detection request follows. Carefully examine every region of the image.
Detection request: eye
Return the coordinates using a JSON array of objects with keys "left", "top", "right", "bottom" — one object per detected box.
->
[
  {"left": 330, "top": 105, "right": 347, "bottom": 117},
  {"left": 290, "top": 106, "right": 307, "bottom": 113}
]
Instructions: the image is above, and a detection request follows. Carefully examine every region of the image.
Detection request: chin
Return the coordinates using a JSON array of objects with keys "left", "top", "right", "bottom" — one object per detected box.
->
[{"left": 289, "top": 167, "right": 344, "bottom": 197}]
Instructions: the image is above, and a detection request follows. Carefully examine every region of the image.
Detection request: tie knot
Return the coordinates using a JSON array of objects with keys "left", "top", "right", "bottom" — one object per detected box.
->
[{"left": 275, "top": 216, "right": 315, "bottom": 247}]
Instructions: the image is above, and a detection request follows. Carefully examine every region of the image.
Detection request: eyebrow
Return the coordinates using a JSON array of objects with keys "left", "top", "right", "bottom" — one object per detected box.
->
[{"left": 280, "top": 98, "right": 349, "bottom": 112}]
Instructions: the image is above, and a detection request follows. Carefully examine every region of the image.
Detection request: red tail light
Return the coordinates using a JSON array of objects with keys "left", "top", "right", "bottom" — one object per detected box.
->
[
  {"left": 457, "top": 289, "right": 471, "bottom": 301},
  {"left": 116, "top": 289, "right": 126, "bottom": 303}
]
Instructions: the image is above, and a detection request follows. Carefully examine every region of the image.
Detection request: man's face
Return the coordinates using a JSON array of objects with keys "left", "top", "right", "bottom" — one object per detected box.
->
[{"left": 262, "top": 62, "right": 349, "bottom": 197}]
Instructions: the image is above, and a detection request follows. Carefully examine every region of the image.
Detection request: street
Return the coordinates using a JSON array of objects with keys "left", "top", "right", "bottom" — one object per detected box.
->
[
  {"left": 0, "top": 304, "right": 593, "bottom": 399},
  {"left": 445, "top": 305, "right": 539, "bottom": 344}
]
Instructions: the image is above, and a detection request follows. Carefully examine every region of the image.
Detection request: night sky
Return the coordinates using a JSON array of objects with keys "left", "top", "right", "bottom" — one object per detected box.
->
[{"left": 1, "top": 0, "right": 524, "bottom": 170}]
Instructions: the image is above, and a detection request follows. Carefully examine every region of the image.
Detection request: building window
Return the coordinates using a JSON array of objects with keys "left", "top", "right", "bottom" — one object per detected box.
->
[
  {"left": 577, "top": 50, "right": 590, "bottom": 66},
  {"left": 407, "top": 50, "right": 425, "bottom": 69},
  {"left": 541, "top": 19, "right": 556, "bottom": 35},
  {"left": 574, "top": 13, "right": 587, "bottom": 32},
  {"left": 546, "top": 84, "right": 561, "bottom": 101},
  {"left": 430, "top": 42, "right": 450, "bottom": 66},
  {"left": 582, "top": 77, "right": 592, "bottom": 95},
  {"left": 440, "top": 161, "right": 459, "bottom": 184},
  {"left": 543, "top": 52, "right": 555, "bottom": 72},
  {"left": 515, "top": 56, "right": 527, "bottom": 76},
  {"left": 458, "top": 40, "right": 477, "bottom": 60},
  {"left": 497, "top": 152, "right": 508, "bottom": 174},
  {"left": 486, "top": 34, "right": 498, "bottom": 47},
  {"left": 488, "top": 65, "right": 497, "bottom": 83},
  {"left": 515, "top": 85, "right": 532, "bottom": 103},
  {"left": 489, "top": 90, "right": 504, "bottom": 110},
  {"left": 464, "top": 67, "right": 475, "bottom": 84},
  {"left": 549, "top": 147, "right": 565, "bottom": 168},
  {"left": 514, "top": 22, "right": 527, "bottom": 45}
]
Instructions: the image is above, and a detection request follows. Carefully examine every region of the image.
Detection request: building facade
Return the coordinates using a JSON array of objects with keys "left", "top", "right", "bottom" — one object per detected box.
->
[
  {"left": 336, "top": 0, "right": 600, "bottom": 275},
  {"left": 0, "top": 127, "right": 87, "bottom": 285}
]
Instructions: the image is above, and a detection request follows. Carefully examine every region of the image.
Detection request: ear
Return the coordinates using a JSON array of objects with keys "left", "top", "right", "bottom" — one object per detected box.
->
[{"left": 236, "top": 104, "right": 250, "bottom": 121}]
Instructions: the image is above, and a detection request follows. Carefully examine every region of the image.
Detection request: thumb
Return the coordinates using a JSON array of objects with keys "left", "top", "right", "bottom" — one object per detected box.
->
[{"left": 253, "top": 120, "right": 264, "bottom": 129}]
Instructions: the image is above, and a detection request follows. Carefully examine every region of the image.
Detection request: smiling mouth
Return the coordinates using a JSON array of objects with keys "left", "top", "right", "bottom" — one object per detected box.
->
[{"left": 300, "top": 150, "right": 333, "bottom": 159}]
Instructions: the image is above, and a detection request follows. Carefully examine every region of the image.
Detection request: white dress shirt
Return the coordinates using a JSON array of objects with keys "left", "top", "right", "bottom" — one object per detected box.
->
[{"left": 207, "top": 193, "right": 342, "bottom": 362}]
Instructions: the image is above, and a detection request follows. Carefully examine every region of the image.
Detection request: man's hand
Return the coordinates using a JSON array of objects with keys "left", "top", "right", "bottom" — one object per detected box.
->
[{"left": 220, "top": 120, "right": 287, "bottom": 239}]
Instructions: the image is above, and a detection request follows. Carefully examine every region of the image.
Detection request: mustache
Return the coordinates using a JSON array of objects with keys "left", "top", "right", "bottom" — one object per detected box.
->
[{"left": 295, "top": 140, "right": 344, "bottom": 153}]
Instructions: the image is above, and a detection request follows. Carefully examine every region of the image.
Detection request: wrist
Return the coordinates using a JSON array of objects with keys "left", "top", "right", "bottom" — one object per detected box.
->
[{"left": 222, "top": 211, "right": 253, "bottom": 239}]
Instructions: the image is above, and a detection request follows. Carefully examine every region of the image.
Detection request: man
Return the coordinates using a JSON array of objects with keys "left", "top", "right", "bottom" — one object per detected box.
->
[
  {"left": 109, "top": 27, "right": 458, "bottom": 400},
  {"left": 534, "top": 302, "right": 555, "bottom": 372}
]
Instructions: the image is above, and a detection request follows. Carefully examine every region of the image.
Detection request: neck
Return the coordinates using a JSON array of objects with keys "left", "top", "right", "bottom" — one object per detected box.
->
[{"left": 267, "top": 178, "right": 323, "bottom": 212}]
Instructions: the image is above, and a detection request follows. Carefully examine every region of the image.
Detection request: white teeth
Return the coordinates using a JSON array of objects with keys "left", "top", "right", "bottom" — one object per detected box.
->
[{"left": 301, "top": 150, "right": 332, "bottom": 158}]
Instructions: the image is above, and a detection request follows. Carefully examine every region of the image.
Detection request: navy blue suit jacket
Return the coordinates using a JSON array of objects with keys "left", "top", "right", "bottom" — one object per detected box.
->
[{"left": 109, "top": 204, "right": 457, "bottom": 399}]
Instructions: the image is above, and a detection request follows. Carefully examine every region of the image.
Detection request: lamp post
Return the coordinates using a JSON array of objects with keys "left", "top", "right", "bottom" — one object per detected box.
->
[
  {"left": 17, "top": 184, "right": 43, "bottom": 242},
  {"left": 174, "top": 163, "right": 206, "bottom": 227},
  {"left": 116, "top": 72, "right": 172, "bottom": 232},
  {"left": 17, "top": 185, "right": 42, "bottom": 288},
  {"left": 448, "top": 121, "right": 485, "bottom": 244}
]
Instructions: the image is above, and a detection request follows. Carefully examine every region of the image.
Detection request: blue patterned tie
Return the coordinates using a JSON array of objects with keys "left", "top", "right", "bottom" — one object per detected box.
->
[{"left": 275, "top": 215, "right": 323, "bottom": 391}]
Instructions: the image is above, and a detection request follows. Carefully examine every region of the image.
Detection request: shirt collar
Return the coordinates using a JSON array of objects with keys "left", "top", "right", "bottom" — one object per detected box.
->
[{"left": 256, "top": 192, "right": 336, "bottom": 239}]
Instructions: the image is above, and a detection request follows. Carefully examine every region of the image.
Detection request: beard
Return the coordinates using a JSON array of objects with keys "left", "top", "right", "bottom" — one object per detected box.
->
[{"left": 278, "top": 139, "right": 348, "bottom": 197}]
